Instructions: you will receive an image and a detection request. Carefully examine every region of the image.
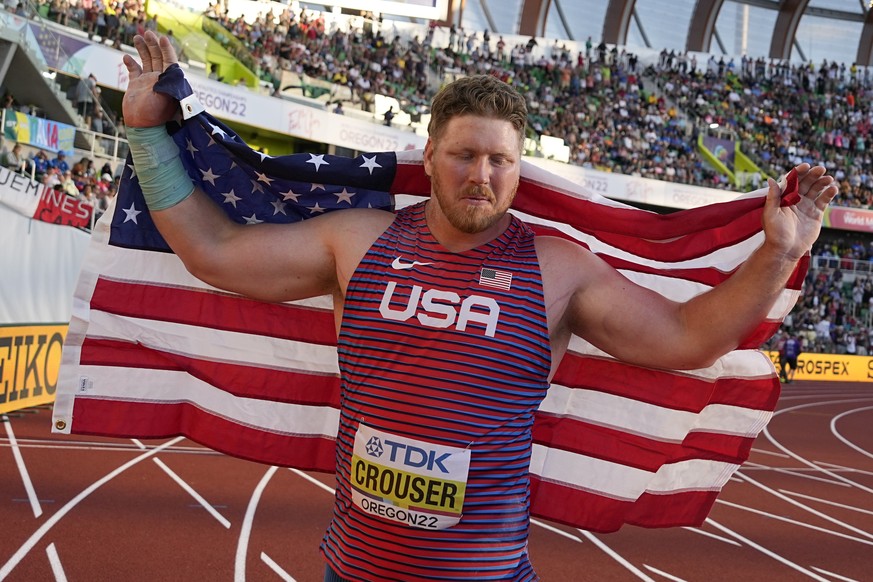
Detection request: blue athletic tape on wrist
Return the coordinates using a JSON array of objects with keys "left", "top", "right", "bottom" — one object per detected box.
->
[{"left": 127, "top": 126, "right": 195, "bottom": 210}]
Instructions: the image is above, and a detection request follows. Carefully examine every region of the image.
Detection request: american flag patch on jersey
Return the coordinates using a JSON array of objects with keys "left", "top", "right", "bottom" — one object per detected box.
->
[{"left": 479, "top": 267, "right": 513, "bottom": 290}]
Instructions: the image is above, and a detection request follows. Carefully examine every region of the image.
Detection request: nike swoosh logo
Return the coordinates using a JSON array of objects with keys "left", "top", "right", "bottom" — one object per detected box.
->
[{"left": 391, "top": 257, "right": 434, "bottom": 270}]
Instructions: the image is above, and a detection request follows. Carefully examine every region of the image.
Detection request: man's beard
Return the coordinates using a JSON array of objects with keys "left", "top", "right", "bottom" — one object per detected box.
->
[{"left": 431, "top": 172, "right": 517, "bottom": 234}]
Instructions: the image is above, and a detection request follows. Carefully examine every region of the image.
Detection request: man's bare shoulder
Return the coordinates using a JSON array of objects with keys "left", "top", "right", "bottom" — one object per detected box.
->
[{"left": 316, "top": 207, "right": 396, "bottom": 241}]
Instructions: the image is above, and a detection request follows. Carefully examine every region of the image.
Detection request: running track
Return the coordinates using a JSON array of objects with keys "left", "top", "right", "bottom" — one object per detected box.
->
[{"left": 2, "top": 381, "right": 871, "bottom": 581}]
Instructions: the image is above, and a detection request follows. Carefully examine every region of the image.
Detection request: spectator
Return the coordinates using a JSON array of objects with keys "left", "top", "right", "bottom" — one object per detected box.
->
[
  {"left": 1, "top": 142, "right": 26, "bottom": 172},
  {"left": 50, "top": 151, "right": 70, "bottom": 174},
  {"left": 31, "top": 149, "right": 49, "bottom": 180},
  {"left": 75, "top": 73, "right": 97, "bottom": 119},
  {"left": 383, "top": 105, "right": 394, "bottom": 127}
]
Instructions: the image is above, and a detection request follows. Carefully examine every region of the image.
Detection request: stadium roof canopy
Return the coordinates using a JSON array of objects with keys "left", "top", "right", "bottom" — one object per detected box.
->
[{"left": 440, "top": 0, "right": 873, "bottom": 66}]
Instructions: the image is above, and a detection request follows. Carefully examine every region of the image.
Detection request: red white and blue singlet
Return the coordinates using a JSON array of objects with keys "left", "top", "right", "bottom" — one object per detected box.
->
[{"left": 320, "top": 202, "right": 552, "bottom": 581}]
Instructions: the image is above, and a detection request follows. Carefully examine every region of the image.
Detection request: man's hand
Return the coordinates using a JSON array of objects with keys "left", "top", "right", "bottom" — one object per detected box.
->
[
  {"left": 763, "top": 163, "right": 838, "bottom": 262},
  {"left": 122, "top": 31, "right": 179, "bottom": 128}
]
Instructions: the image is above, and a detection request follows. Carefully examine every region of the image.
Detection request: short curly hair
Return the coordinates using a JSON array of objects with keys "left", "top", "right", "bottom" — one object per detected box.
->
[{"left": 427, "top": 75, "right": 527, "bottom": 149}]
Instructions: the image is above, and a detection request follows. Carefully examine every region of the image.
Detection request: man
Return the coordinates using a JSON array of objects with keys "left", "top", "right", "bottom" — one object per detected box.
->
[
  {"left": 782, "top": 332, "right": 802, "bottom": 383},
  {"left": 122, "top": 32, "right": 837, "bottom": 581}
]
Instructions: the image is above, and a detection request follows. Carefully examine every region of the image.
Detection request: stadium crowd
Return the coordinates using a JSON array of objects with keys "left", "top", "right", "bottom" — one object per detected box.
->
[{"left": 8, "top": 0, "right": 873, "bottom": 355}]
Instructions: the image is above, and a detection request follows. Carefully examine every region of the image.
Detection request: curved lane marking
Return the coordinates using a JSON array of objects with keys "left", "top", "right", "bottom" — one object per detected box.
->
[
  {"left": 234, "top": 465, "right": 278, "bottom": 582},
  {"left": 0, "top": 436, "right": 185, "bottom": 580},
  {"left": 831, "top": 405, "right": 873, "bottom": 461},
  {"left": 764, "top": 398, "right": 873, "bottom": 495}
]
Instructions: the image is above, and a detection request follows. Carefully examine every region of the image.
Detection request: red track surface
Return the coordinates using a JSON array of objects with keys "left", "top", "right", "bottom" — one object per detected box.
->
[{"left": 2, "top": 381, "right": 872, "bottom": 581}]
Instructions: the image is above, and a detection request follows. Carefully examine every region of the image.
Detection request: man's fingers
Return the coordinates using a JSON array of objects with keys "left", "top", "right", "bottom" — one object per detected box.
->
[
  {"left": 158, "top": 34, "right": 179, "bottom": 69},
  {"left": 143, "top": 31, "right": 165, "bottom": 74},
  {"left": 132, "top": 35, "right": 151, "bottom": 73},
  {"left": 122, "top": 54, "right": 143, "bottom": 79}
]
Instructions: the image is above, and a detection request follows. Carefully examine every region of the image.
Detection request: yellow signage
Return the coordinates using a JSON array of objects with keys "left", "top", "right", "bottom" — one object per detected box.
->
[
  {"left": 0, "top": 324, "right": 67, "bottom": 415},
  {"left": 766, "top": 351, "right": 873, "bottom": 382}
]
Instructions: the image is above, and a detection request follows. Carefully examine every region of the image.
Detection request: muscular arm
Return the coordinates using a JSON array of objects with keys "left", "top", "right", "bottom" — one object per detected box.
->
[
  {"left": 545, "top": 165, "right": 837, "bottom": 371},
  {"left": 151, "top": 189, "right": 379, "bottom": 302}
]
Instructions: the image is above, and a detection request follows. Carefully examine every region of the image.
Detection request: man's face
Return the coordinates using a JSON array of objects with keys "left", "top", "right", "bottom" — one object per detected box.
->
[{"left": 424, "top": 115, "right": 521, "bottom": 235}]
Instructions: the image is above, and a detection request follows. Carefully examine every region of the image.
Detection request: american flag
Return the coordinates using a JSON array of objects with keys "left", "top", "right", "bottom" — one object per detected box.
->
[
  {"left": 52, "top": 68, "right": 803, "bottom": 532},
  {"left": 478, "top": 267, "right": 513, "bottom": 291}
]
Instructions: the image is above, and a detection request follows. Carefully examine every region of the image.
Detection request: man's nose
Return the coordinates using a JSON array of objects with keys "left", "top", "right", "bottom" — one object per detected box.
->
[{"left": 469, "top": 158, "right": 490, "bottom": 185}]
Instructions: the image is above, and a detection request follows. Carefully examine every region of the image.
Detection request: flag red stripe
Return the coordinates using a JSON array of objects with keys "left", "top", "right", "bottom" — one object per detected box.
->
[
  {"left": 91, "top": 278, "right": 336, "bottom": 343},
  {"left": 533, "top": 416, "right": 755, "bottom": 472},
  {"left": 528, "top": 478, "right": 717, "bottom": 532},
  {"left": 71, "top": 398, "right": 337, "bottom": 471},
  {"left": 80, "top": 338, "right": 341, "bottom": 405},
  {"left": 553, "top": 356, "right": 779, "bottom": 411}
]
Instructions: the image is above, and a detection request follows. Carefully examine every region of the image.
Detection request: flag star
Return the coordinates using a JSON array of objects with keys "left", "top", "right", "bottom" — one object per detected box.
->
[
  {"left": 360, "top": 155, "right": 382, "bottom": 174},
  {"left": 271, "top": 199, "right": 287, "bottom": 215},
  {"left": 282, "top": 188, "right": 302, "bottom": 202},
  {"left": 229, "top": 161, "right": 238, "bottom": 170},
  {"left": 306, "top": 153, "right": 329, "bottom": 171},
  {"left": 308, "top": 203, "right": 326, "bottom": 214},
  {"left": 310, "top": 183, "right": 325, "bottom": 191},
  {"left": 122, "top": 202, "right": 141, "bottom": 224},
  {"left": 207, "top": 135, "right": 216, "bottom": 147},
  {"left": 250, "top": 179, "right": 264, "bottom": 193},
  {"left": 258, "top": 151, "right": 272, "bottom": 162},
  {"left": 208, "top": 122, "right": 228, "bottom": 139},
  {"left": 256, "top": 171, "right": 274, "bottom": 185},
  {"left": 126, "top": 163, "right": 136, "bottom": 179},
  {"left": 200, "top": 167, "right": 220, "bottom": 186},
  {"left": 186, "top": 139, "right": 199, "bottom": 156},
  {"left": 244, "top": 213, "right": 263, "bottom": 225},
  {"left": 222, "top": 189, "right": 242, "bottom": 207},
  {"left": 335, "top": 188, "right": 355, "bottom": 205}
]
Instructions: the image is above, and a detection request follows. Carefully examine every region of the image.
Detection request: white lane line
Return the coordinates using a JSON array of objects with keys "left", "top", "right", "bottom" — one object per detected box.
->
[
  {"left": 0, "top": 437, "right": 185, "bottom": 580},
  {"left": 778, "top": 490, "right": 873, "bottom": 517},
  {"left": 530, "top": 519, "right": 583, "bottom": 543},
  {"left": 749, "top": 448, "right": 790, "bottom": 458},
  {"left": 234, "top": 466, "right": 279, "bottom": 582},
  {"left": 130, "top": 439, "right": 230, "bottom": 529},
  {"left": 260, "top": 552, "right": 297, "bottom": 582},
  {"left": 577, "top": 530, "right": 656, "bottom": 581},
  {"left": 289, "top": 469, "right": 335, "bottom": 495},
  {"left": 814, "top": 461, "right": 873, "bottom": 477},
  {"left": 741, "top": 462, "right": 851, "bottom": 486},
  {"left": 2, "top": 415, "right": 42, "bottom": 518},
  {"left": 831, "top": 406, "right": 873, "bottom": 460},
  {"left": 642, "top": 564, "right": 687, "bottom": 581},
  {"left": 736, "top": 471, "right": 873, "bottom": 541},
  {"left": 680, "top": 526, "right": 742, "bottom": 547},
  {"left": 705, "top": 518, "right": 829, "bottom": 581},
  {"left": 46, "top": 543, "right": 67, "bottom": 582},
  {"left": 810, "top": 566, "right": 861, "bottom": 582},
  {"left": 715, "top": 499, "right": 873, "bottom": 546}
]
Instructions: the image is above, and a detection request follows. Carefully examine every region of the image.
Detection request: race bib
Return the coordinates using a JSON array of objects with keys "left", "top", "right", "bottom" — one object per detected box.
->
[{"left": 351, "top": 424, "right": 471, "bottom": 530}]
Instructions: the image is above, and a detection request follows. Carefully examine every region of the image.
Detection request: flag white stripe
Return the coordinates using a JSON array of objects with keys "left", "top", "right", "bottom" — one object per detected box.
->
[
  {"left": 530, "top": 445, "right": 740, "bottom": 499},
  {"left": 86, "top": 310, "right": 341, "bottom": 374},
  {"left": 76, "top": 367, "right": 340, "bottom": 437},
  {"left": 538, "top": 386, "right": 774, "bottom": 441}
]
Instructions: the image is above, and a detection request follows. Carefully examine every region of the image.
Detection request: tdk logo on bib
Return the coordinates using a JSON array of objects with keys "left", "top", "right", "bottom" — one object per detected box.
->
[
  {"left": 384, "top": 440, "right": 451, "bottom": 473},
  {"left": 365, "top": 436, "right": 384, "bottom": 457}
]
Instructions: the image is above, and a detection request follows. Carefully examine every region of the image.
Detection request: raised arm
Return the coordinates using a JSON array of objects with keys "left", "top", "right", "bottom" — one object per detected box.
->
[
  {"left": 550, "top": 164, "right": 837, "bottom": 370},
  {"left": 121, "top": 32, "right": 387, "bottom": 303}
]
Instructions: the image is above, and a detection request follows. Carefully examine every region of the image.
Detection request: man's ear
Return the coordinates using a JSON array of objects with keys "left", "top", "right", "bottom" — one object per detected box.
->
[{"left": 423, "top": 138, "right": 434, "bottom": 178}]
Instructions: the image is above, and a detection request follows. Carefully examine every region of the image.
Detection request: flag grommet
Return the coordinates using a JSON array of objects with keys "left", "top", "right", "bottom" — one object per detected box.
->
[{"left": 55, "top": 420, "right": 66, "bottom": 430}]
